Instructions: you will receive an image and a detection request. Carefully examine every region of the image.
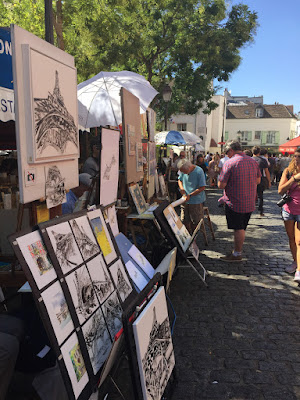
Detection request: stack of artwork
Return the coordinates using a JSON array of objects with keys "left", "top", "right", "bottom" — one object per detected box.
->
[
  {"left": 10, "top": 207, "right": 134, "bottom": 400},
  {"left": 163, "top": 205, "right": 191, "bottom": 252}
]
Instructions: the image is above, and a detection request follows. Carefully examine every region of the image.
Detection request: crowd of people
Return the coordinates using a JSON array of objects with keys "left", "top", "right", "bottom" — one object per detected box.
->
[{"left": 167, "top": 143, "right": 300, "bottom": 282}]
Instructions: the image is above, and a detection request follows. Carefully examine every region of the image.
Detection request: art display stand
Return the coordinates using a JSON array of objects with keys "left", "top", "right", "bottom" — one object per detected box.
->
[
  {"left": 153, "top": 200, "right": 208, "bottom": 287},
  {"left": 121, "top": 274, "right": 177, "bottom": 400}
]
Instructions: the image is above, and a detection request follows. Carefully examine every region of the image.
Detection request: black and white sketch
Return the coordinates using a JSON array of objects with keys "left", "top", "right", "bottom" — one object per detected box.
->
[
  {"left": 109, "top": 259, "right": 132, "bottom": 302},
  {"left": 100, "top": 128, "right": 120, "bottom": 207},
  {"left": 133, "top": 287, "right": 175, "bottom": 400},
  {"left": 45, "top": 165, "right": 67, "bottom": 208},
  {"left": 82, "top": 309, "right": 112, "bottom": 374},
  {"left": 46, "top": 221, "right": 83, "bottom": 274},
  {"left": 15, "top": 230, "right": 57, "bottom": 290},
  {"left": 70, "top": 216, "right": 99, "bottom": 261},
  {"left": 41, "top": 280, "right": 74, "bottom": 345},
  {"left": 34, "top": 71, "right": 78, "bottom": 158},
  {"left": 65, "top": 265, "right": 99, "bottom": 325},
  {"left": 86, "top": 255, "right": 114, "bottom": 304},
  {"left": 102, "top": 291, "right": 123, "bottom": 340}
]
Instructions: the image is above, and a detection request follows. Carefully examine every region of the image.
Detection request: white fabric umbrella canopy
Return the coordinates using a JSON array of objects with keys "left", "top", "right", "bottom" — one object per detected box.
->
[
  {"left": 155, "top": 130, "right": 204, "bottom": 147},
  {"left": 77, "top": 71, "right": 158, "bottom": 129}
]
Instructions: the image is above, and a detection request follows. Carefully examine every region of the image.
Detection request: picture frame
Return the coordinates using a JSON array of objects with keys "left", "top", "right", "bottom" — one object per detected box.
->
[
  {"left": 128, "top": 184, "right": 147, "bottom": 215},
  {"left": 109, "top": 259, "right": 133, "bottom": 302},
  {"left": 133, "top": 287, "right": 175, "bottom": 400},
  {"left": 163, "top": 205, "right": 191, "bottom": 252},
  {"left": 22, "top": 44, "right": 79, "bottom": 164}
]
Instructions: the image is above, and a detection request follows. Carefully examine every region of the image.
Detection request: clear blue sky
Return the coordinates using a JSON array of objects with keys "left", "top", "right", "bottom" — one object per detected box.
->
[{"left": 216, "top": 0, "right": 300, "bottom": 114}]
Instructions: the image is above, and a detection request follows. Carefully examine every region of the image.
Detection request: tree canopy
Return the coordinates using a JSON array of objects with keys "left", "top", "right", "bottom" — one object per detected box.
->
[{"left": 0, "top": 0, "right": 258, "bottom": 119}]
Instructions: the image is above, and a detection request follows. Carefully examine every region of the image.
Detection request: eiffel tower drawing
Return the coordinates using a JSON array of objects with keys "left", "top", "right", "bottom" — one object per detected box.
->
[
  {"left": 71, "top": 219, "right": 99, "bottom": 259},
  {"left": 34, "top": 70, "right": 78, "bottom": 155}
]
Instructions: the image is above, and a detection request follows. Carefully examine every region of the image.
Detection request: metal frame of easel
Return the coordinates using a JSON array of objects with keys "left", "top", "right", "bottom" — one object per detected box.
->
[{"left": 153, "top": 200, "right": 208, "bottom": 287}]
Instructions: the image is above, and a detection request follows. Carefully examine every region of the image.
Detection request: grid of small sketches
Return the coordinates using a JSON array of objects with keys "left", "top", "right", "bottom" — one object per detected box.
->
[
  {"left": 60, "top": 332, "right": 89, "bottom": 399},
  {"left": 136, "top": 142, "right": 143, "bottom": 172},
  {"left": 16, "top": 230, "right": 57, "bottom": 290},
  {"left": 109, "top": 259, "right": 133, "bottom": 302},
  {"left": 133, "top": 287, "right": 175, "bottom": 400},
  {"left": 100, "top": 128, "right": 119, "bottom": 206},
  {"left": 158, "top": 174, "right": 167, "bottom": 197},
  {"left": 127, "top": 124, "right": 136, "bottom": 156},
  {"left": 128, "top": 245, "right": 155, "bottom": 279},
  {"left": 88, "top": 209, "right": 117, "bottom": 265},
  {"left": 102, "top": 291, "right": 123, "bottom": 340},
  {"left": 46, "top": 221, "right": 83, "bottom": 274},
  {"left": 86, "top": 255, "right": 114, "bottom": 305},
  {"left": 106, "top": 205, "right": 119, "bottom": 237},
  {"left": 125, "top": 260, "right": 149, "bottom": 292},
  {"left": 70, "top": 216, "right": 99, "bottom": 261},
  {"left": 82, "top": 309, "right": 112, "bottom": 375},
  {"left": 45, "top": 165, "right": 67, "bottom": 208},
  {"left": 41, "top": 280, "right": 74, "bottom": 345},
  {"left": 65, "top": 265, "right": 99, "bottom": 325},
  {"left": 163, "top": 205, "right": 191, "bottom": 252},
  {"left": 129, "top": 184, "right": 147, "bottom": 215},
  {"left": 34, "top": 69, "right": 78, "bottom": 160}
]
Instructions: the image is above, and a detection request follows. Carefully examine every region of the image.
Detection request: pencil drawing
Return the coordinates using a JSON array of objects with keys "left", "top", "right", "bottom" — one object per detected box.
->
[
  {"left": 92, "top": 265, "right": 113, "bottom": 304},
  {"left": 74, "top": 269, "right": 98, "bottom": 319},
  {"left": 103, "top": 155, "right": 117, "bottom": 180},
  {"left": 71, "top": 219, "right": 99, "bottom": 260},
  {"left": 34, "top": 71, "right": 78, "bottom": 155},
  {"left": 51, "top": 229, "right": 78, "bottom": 269},
  {"left": 45, "top": 165, "right": 66, "bottom": 207},
  {"left": 102, "top": 292, "right": 123, "bottom": 339}
]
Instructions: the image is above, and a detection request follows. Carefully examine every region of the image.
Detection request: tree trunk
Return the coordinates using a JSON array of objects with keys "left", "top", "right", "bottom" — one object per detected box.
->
[{"left": 53, "top": 0, "right": 65, "bottom": 50}]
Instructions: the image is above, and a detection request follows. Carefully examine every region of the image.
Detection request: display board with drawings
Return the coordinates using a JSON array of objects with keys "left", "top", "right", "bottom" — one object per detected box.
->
[
  {"left": 9, "top": 208, "right": 136, "bottom": 400},
  {"left": 99, "top": 127, "right": 120, "bottom": 207},
  {"left": 121, "top": 88, "right": 144, "bottom": 184},
  {"left": 11, "top": 24, "right": 79, "bottom": 204}
]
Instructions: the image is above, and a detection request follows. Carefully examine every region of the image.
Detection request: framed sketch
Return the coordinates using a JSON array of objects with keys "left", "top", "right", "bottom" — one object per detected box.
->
[
  {"left": 65, "top": 265, "right": 100, "bottom": 325},
  {"left": 128, "top": 245, "right": 154, "bottom": 279},
  {"left": 127, "top": 124, "right": 135, "bottom": 156},
  {"left": 125, "top": 260, "right": 149, "bottom": 292},
  {"left": 128, "top": 184, "right": 147, "bottom": 215},
  {"left": 45, "top": 164, "right": 67, "bottom": 209},
  {"left": 22, "top": 45, "right": 79, "bottom": 164},
  {"left": 99, "top": 128, "right": 119, "bottom": 207},
  {"left": 86, "top": 254, "right": 114, "bottom": 305},
  {"left": 158, "top": 174, "right": 167, "bottom": 197},
  {"left": 105, "top": 205, "right": 119, "bottom": 237},
  {"left": 102, "top": 291, "right": 123, "bottom": 340},
  {"left": 45, "top": 221, "right": 84, "bottom": 274},
  {"left": 82, "top": 309, "right": 112, "bottom": 375},
  {"left": 163, "top": 205, "right": 191, "bottom": 252},
  {"left": 133, "top": 287, "right": 175, "bottom": 400},
  {"left": 88, "top": 209, "right": 117, "bottom": 265},
  {"left": 41, "top": 280, "right": 74, "bottom": 345},
  {"left": 109, "top": 259, "right": 133, "bottom": 302},
  {"left": 136, "top": 142, "right": 143, "bottom": 172},
  {"left": 70, "top": 215, "right": 100, "bottom": 261},
  {"left": 15, "top": 230, "right": 56, "bottom": 290},
  {"left": 60, "top": 332, "right": 89, "bottom": 399}
]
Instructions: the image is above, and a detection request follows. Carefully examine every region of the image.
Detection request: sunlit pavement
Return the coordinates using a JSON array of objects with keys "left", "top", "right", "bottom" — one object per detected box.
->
[{"left": 170, "top": 186, "right": 300, "bottom": 400}]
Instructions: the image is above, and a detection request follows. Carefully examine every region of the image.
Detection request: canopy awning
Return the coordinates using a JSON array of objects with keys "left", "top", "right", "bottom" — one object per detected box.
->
[{"left": 279, "top": 136, "right": 300, "bottom": 154}]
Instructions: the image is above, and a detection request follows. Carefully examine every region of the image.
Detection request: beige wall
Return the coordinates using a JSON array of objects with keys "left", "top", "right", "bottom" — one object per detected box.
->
[{"left": 225, "top": 118, "right": 297, "bottom": 148}]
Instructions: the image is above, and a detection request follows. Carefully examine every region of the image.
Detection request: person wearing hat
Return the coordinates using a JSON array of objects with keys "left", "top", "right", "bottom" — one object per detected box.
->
[
  {"left": 218, "top": 140, "right": 261, "bottom": 262},
  {"left": 82, "top": 136, "right": 100, "bottom": 177},
  {"left": 62, "top": 173, "right": 92, "bottom": 214}
]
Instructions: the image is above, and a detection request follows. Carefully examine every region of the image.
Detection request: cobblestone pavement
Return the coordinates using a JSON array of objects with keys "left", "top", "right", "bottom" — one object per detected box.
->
[{"left": 170, "top": 186, "right": 300, "bottom": 400}]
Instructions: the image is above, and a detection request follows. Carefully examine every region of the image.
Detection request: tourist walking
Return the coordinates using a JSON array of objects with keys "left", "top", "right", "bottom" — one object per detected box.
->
[
  {"left": 252, "top": 146, "right": 271, "bottom": 216},
  {"left": 218, "top": 140, "right": 260, "bottom": 262},
  {"left": 278, "top": 147, "right": 300, "bottom": 281}
]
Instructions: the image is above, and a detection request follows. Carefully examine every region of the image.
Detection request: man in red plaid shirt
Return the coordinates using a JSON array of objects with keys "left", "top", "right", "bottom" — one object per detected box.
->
[{"left": 218, "top": 140, "right": 261, "bottom": 262}]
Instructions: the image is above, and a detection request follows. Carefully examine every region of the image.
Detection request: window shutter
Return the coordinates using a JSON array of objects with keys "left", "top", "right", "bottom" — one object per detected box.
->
[
  {"left": 275, "top": 131, "right": 280, "bottom": 144},
  {"left": 247, "top": 131, "right": 252, "bottom": 141},
  {"left": 225, "top": 131, "right": 229, "bottom": 141},
  {"left": 261, "top": 131, "right": 267, "bottom": 145}
]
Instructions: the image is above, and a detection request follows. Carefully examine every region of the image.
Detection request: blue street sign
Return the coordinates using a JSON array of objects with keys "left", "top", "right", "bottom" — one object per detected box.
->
[{"left": 0, "top": 27, "right": 13, "bottom": 89}]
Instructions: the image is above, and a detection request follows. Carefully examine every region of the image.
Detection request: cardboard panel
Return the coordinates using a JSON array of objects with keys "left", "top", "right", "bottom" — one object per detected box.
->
[
  {"left": 11, "top": 24, "right": 79, "bottom": 204},
  {"left": 121, "top": 88, "right": 143, "bottom": 184}
]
